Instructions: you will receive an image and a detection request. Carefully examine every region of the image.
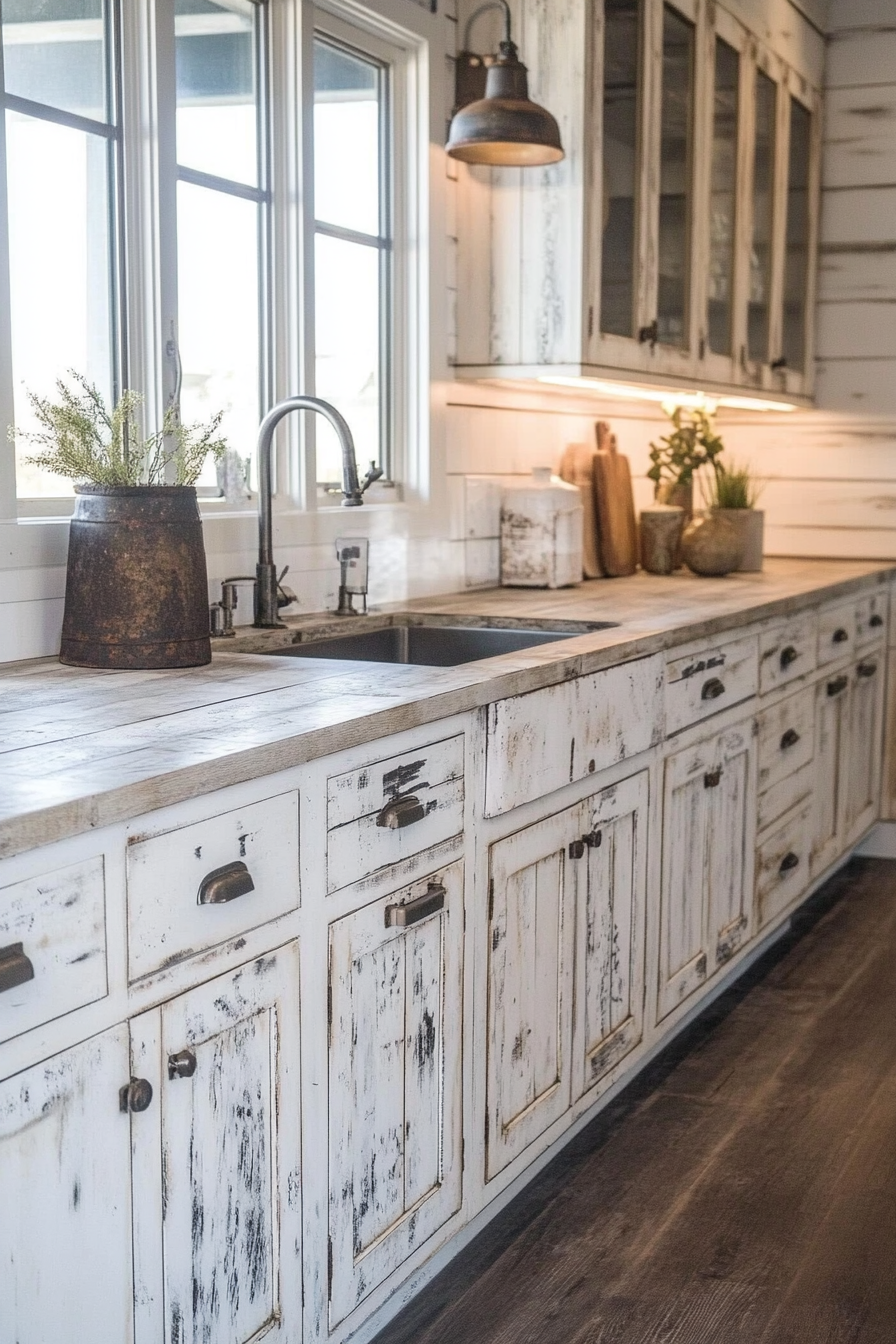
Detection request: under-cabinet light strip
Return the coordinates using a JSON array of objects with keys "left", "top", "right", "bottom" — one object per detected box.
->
[{"left": 537, "top": 376, "right": 798, "bottom": 413}]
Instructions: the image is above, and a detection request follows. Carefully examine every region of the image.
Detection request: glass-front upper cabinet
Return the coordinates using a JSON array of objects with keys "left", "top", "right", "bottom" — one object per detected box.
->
[{"left": 454, "top": 0, "right": 822, "bottom": 402}]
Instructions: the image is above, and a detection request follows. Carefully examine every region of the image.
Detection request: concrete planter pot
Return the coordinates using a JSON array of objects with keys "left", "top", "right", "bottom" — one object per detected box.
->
[{"left": 713, "top": 508, "right": 764, "bottom": 572}]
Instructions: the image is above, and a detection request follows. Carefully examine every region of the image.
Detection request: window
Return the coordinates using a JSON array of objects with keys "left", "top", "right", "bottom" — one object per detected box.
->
[
  {"left": 0, "top": 0, "right": 121, "bottom": 499},
  {"left": 0, "top": 0, "right": 423, "bottom": 511},
  {"left": 174, "top": 0, "right": 269, "bottom": 489}
]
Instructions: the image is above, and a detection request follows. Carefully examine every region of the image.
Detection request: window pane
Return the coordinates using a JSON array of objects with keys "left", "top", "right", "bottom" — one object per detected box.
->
[
  {"left": 657, "top": 5, "right": 693, "bottom": 349},
  {"left": 748, "top": 69, "right": 776, "bottom": 363},
  {"left": 599, "top": 0, "right": 640, "bottom": 339},
  {"left": 314, "top": 233, "right": 380, "bottom": 489},
  {"left": 175, "top": 0, "right": 257, "bottom": 187},
  {"left": 1, "top": 0, "right": 108, "bottom": 123},
  {"left": 707, "top": 38, "right": 739, "bottom": 357},
  {"left": 313, "top": 38, "right": 381, "bottom": 237},
  {"left": 783, "top": 98, "right": 811, "bottom": 373},
  {"left": 177, "top": 182, "right": 260, "bottom": 484},
  {"left": 7, "top": 111, "right": 113, "bottom": 497}
]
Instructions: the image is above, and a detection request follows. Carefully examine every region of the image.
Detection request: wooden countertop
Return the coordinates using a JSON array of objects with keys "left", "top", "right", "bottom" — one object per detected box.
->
[{"left": 0, "top": 558, "right": 891, "bottom": 861}]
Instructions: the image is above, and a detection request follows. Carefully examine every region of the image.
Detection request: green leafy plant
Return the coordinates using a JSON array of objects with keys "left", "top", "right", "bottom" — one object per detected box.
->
[
  {"left": 8, "top": 371, "right": 228, "bottom": 487},
  {"left": 709, "top": 459, "right": 762, "bottom": 510},
  {"left": 647, "top": 405, "right": 725, "bottom": 493}
]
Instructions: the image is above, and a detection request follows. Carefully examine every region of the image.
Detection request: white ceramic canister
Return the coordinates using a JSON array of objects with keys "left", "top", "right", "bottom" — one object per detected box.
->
[{"left": 500, "top": 468, "right": 584, "bottom": 588}]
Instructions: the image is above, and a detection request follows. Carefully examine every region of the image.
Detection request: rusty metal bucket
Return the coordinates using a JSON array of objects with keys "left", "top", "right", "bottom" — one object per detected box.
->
[{"left": 60, "top": 486, "right": 211, "bottom": 669}]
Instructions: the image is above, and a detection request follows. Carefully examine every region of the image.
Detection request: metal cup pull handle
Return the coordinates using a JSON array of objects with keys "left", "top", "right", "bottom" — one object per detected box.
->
[
  {"left": 198, "top": 860, "right": 255, "bottom": 905},
  {"left": 780, "top": 728, "right": 801, "bottom": 750},
  {"left": 385, "top": 882, "right": 446, "bottom": 928},
  {"left": 827, "top": 674, "right": 849, "bottom": 697},
  {"left": 0, "top": 942, "right": 35, "bottom": 995},
  {"left": 780, "top": 645, "right": 799, "bottom": 669},
  {"left": 832, "top": 627, "right": 849, "bottom": 644},
  {"left": 377, "top": 795, "right": 426, "bottom": 830},
  {"left": 704, "top": 768, "right": 723, "bottom": 789},
  {"left": 779, "top": 851, "right": 800, "bottom": 875},
  {"left": 857, "top": 661, "right": 878, "bottom": 679},
  {"left": 701, "top": 677, "right": 726, "bottom": 701},
  {"left": 870, "top": 613, "right": 884, "bottom": 629}
]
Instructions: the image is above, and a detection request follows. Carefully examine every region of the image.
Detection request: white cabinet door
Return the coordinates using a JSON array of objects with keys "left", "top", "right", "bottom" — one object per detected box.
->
[
  {"left": 486, "top": 808, "right": 576, "bottom": 1179},
  {"left": 572, "top": 772, "right": 649, "bottom": 1102},
  {"left": 0, "top": 1026, "right": 134, "bottom": 1344},
  {"left": 328, "top": 862, "right": 464, "bottom": 1328},
  {"left": 843, "top": 655, "right": 884, "bottom": 845},
  {"left": 132, "top": 945, "right": 302, "bottom": 1344},
  {"left": 658, "top": 720, "right": 756, "bottom": 1021},
  {"left": 810, "top": 669, "right": 850, "bottom": 878}
]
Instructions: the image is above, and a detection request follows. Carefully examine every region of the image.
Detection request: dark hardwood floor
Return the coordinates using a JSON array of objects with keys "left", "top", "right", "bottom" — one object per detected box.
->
[{"left": 374, "top": 858, "right": 896, "bottom": 1344}]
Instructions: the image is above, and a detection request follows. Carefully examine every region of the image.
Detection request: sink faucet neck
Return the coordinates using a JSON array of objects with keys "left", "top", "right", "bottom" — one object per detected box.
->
[{"left": 254, "top": 396, "right": 383, "bottom": 627}]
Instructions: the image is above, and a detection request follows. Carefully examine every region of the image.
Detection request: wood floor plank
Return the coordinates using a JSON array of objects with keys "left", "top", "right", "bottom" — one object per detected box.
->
[{"left": 374, "top": 859, "right": 896, "bottom": 1344}]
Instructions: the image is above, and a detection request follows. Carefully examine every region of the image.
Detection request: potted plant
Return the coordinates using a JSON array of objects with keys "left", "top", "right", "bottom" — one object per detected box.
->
[
  {"left": 647, "top": 405, "right": 725, "bottom": 517},
  {"left": 707, "top": 460, "right": 764, "bottom": 572},
  {"left": 9, "top": 372, "right": 227, "bottom": 669}
]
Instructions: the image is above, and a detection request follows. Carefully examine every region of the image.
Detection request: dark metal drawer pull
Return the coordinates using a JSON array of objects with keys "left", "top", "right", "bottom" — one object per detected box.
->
[
  {"left": 120, "top": 1078, "right": 153, "bottom": 1114},
  {"left": 704, "top": 768, "right": 723, "bottom": 789},
  {"left": 780, "top": 645, "right": 799, "bottom": 669},
  {"left": 779, "top": 851, "right": 800, "bottom": 875},
  {"left": 377, "top": 794, "right": 426, "bottom": 829},
  {"left": 832, "top": 627, "right": 849, "bottom": 644},
  {"left": 198, "top": 860, "right": 255, "bottom": 905},
  {"left": 0, "top": 942, "right": 35, "bottom": 994},
  {"left": 857, "top": 661, "right": 878, "bottom": 679},
  {"left": 701, "top": 678, "right": 726, "bottom": 701},
  {"left": 168, "top": 1049, "right": 197, "bottom": 1080},
  {"left": 583, "top": 829, "right": 603, "bottom": 848},
  {"left": 827, "top": 675, "right": 848, "bottom": 697},
  {"left": 569, "top": 839, "right": 586, "bottom": 859},
  {"left": 386, "top": 882, "right": 446, "bottom": 928},
  {"left": 780, "top": 728, "right": 801, "bottom": 750},
  {"left": 870, "top": 614, "right": 884, "bottom": 628}
]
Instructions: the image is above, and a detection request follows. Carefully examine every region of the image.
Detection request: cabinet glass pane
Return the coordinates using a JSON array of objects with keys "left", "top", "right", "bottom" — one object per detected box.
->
[
  {"left": 1, "top": 0, "right": 108, "bottom": 123},
  {"left": 175, "top": 0, "right": 258, "bottom": 188},
  {"left": 599, "top": 0, "right": 640, "bottom": 339},
  {"left": 783, "top": 98, "right": 811, "bottom": 373},
  {"left": 748, "top": 69, "right": 777, "bottom": 363},
  {"left": 313, "top": 38, "right": 381, "bottom": 237},
  {"left": 657, "top": 5, "right": 694, "bottom": 349},
  {"left": 707, "top": 38, "right": 739, "bottom": 357}
]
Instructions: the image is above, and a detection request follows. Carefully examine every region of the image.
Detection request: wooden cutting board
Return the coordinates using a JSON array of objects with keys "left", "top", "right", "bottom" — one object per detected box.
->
[
  {"left": 559, "top": 442, "right": 604, "bottom": 578},
  {"left": 593, "top": 421, "right": 638, "bottom": 577}
]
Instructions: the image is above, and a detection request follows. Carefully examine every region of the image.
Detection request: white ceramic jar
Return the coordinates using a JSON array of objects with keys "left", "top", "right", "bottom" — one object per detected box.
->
[{"left": 500, "top": 468, "right": 584, "bottom": 588}]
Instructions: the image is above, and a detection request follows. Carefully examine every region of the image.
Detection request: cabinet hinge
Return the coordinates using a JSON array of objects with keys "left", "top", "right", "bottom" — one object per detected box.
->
[{"left": 488, "top": 877, "right": 495, "bottom": 922}]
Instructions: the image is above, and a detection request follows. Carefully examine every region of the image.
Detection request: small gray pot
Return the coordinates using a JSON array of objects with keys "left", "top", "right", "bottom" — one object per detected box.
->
[{"left": 713, "top": 508, "right": 764, "bottom": 572}]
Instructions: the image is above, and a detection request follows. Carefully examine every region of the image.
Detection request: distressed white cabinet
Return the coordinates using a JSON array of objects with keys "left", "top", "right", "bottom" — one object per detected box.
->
[
  {"left": 658, "top": 718, "right": 756, "bottom": 1021},
  {"left": 842, "top": 654, "right": 885, "bottom": 846},
  {"left": 328, "top": 862, "right": 464, "bottom": 1328},
  {"left": 131, "top": 944, "right": 302, "bottom": 1344},
  {"left": 486, "top": 773, "right": 648, "bottom": 1178},
  {"left": 0, "top": 1025, "right": 135, "bottom": 1344},
  {"left": 454, "top": 0, "right": 821, "bottom": 400},
  {"left": 810, "top": 665, "right": 852, "bottom": 879}
]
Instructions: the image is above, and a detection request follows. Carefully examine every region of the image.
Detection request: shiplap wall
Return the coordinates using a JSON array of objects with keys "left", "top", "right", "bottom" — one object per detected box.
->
[{"left": 446, "top": 0, "right": 896, "bottom": 585}]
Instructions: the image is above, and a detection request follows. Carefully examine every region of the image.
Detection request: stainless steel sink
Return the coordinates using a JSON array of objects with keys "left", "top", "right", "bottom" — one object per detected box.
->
[{"left": 259, "top": 618, "right": 617, "bottom": 668}]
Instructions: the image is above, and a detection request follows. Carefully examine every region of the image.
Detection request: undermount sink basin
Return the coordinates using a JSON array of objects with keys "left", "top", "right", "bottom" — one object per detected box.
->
[{"left": 260, "top": 618, "right": 617, "bottom": 668}]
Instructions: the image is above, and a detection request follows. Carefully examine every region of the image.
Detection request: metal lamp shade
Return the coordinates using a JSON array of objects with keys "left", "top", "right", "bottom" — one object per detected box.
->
[{"left": 446, "top": 43, "right": 564, "bottom": 167}]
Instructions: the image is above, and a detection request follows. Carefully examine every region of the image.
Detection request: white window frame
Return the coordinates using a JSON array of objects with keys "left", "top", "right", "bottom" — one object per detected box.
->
[{"left": 0, "top": 0, "right": 429, "bottom": 523}]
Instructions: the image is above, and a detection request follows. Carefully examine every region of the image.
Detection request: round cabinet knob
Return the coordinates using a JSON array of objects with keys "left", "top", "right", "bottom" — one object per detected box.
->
[
  {"left": 120, "top": 1077, "right": 153, "bottom": 1114},
  {"left": 168, "top": 1049, "right": 198, "bottom": 1080}
]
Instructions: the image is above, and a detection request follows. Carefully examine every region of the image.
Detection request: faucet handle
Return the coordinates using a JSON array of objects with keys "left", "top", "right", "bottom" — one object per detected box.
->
[{"left": 360, "top": 461, "right": 384, "bottom": 494}]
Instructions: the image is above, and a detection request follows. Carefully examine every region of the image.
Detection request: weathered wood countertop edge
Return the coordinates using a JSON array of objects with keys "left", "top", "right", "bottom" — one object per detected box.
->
[{"left": 0, "top": 560, "right": 892, "bottom": 862}]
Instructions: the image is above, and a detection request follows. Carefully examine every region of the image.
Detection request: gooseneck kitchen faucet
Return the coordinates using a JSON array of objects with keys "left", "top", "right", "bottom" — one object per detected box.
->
[{"left": 254, "top": 396, "right": 383, "bottom": 627}]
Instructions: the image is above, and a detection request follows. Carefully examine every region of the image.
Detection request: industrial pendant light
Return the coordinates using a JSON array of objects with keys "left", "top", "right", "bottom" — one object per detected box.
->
[{"left": 446, "top": 0, "right": 564, "bottom": 167}]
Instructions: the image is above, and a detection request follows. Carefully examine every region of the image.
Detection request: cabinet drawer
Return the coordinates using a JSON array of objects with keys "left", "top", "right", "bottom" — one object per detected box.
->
[
  {"left": 664, "top": 635, "right": 758, "bottom": 736},
  {"left": 817, "top": 601, "right": 855, "bottom": 666},
  {"left": 758, "top": 613, "right": 817, "bottom": 694},
  {"left": 756, "top": 685, "right": 815, "bottom": 831},
  {"left": 756, "top": 805, "right": 811, "bottom": 930},
  {"left": 0, "top": 857, "right": 107, "bottom": 1044},
  {"left": 127, "top": 791, "right": 299, "bottom": 979},
  {"left": 855, "top": 591, "right": 887, "bottom": 649},
  {"left": 484, "top": 655, "right": 663, "bottom": 816},
  {"left": 326, "top": 735, "right": 464, "bottom": 893}
]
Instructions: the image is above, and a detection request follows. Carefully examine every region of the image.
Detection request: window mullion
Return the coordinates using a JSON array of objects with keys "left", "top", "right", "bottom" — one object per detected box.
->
[{"left": 0, "top": 104, "right": 16, "bottom": 520}]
